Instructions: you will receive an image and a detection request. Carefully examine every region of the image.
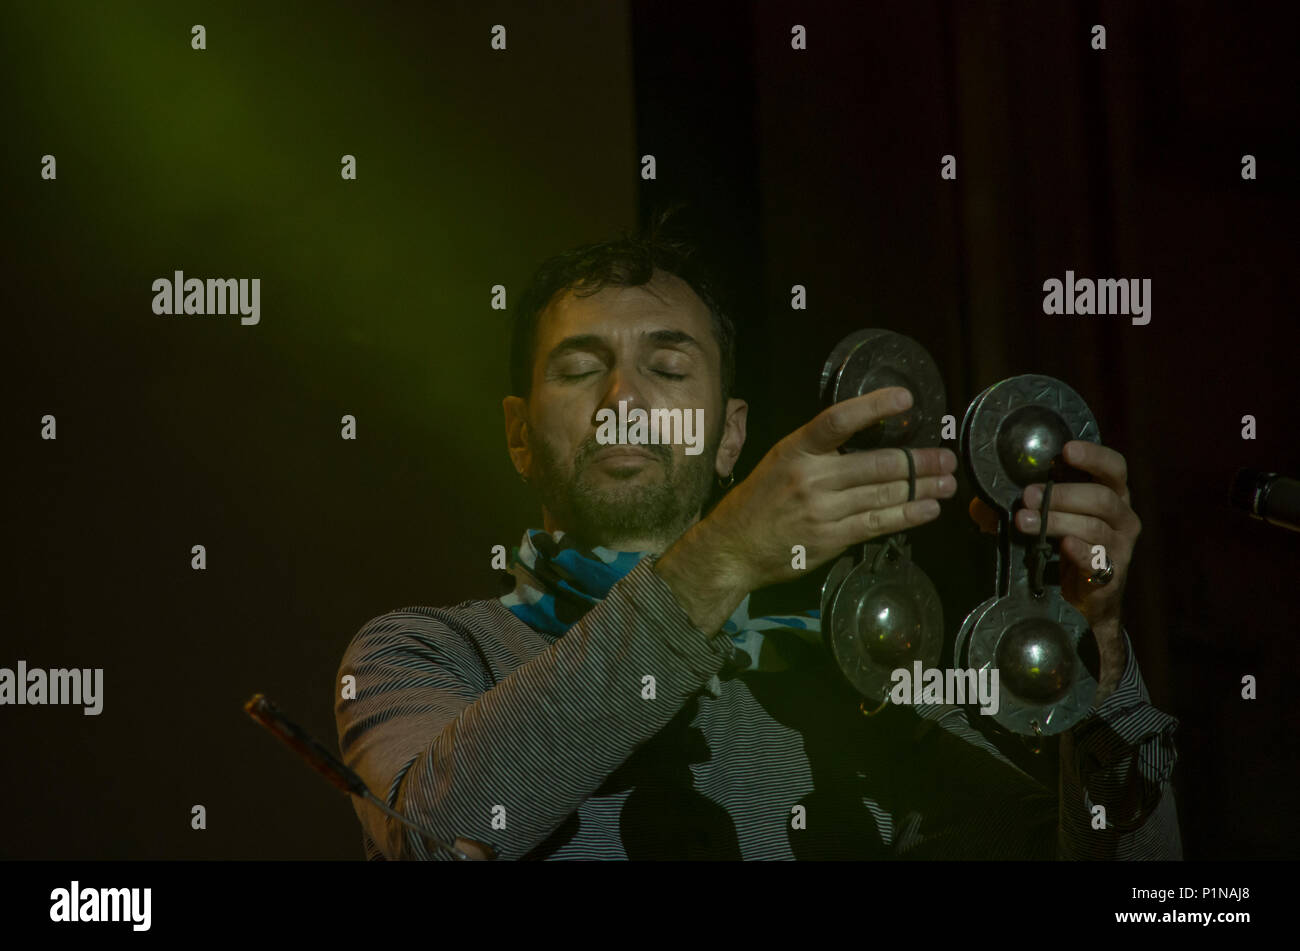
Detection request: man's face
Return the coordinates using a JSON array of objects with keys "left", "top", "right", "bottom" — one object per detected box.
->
[{"left": 505, "top": 270, "right": 744, "bottom": 552}]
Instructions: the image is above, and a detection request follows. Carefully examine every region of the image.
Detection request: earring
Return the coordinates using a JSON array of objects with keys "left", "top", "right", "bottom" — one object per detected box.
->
[
  {"left": 717, "top": 471, "right": 735, "bottom": 490},
  {"left": 519, "top": 471, "right": 529, "bottom": 484}
]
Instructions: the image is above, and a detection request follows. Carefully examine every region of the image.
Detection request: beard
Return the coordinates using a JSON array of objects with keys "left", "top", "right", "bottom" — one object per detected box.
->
[{"left": 527, "top": 423, "right": 721, "bottom": 552}]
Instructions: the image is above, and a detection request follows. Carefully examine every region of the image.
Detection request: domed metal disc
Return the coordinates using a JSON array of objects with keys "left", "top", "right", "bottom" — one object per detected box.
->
[
  {"left": 827, "top": 555, "right": 943, "bottom": 701},
  {"left": 965, "top": 593, "right": 1097, "bottom": 736},
  {"left": 964, "top": 375, "right": 1100, "bottom": 514},
  {"left": 820, "top": 329, "right": 946, "bottom": 451}
]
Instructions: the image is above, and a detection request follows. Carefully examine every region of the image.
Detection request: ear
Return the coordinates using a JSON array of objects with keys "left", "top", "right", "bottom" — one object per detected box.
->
[
  {"left": 503, "top": 396, "right": 532, "bottom": 477},
  {"left": 714, "top": 397, "right": 748, "bottom": 479}
]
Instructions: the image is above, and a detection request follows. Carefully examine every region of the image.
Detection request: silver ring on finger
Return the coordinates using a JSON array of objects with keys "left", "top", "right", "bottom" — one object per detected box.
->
[{"left": 1086, "top": 556, "right": 1115, "bottom": 586}]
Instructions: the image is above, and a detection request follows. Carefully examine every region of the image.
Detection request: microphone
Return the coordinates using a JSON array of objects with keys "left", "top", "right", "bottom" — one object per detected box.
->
[{"left": 1230, "top": 469, "right": 1300, "bottom": 534}]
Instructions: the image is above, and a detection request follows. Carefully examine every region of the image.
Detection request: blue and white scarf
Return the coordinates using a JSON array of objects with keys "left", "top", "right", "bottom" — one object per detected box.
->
[{"left": 498, "top": 529, "right": 821, "bottom": 673}]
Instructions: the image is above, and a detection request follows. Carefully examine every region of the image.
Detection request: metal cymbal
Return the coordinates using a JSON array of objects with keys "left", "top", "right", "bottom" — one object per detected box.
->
[
  {"left": 820, "top": 329, "right": 946, "bottom": 451},
  {"left": 826, "top": 547, "right": 944, "bottom": 702}
]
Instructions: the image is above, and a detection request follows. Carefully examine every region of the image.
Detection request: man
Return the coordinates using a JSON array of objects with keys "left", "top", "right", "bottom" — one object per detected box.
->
[{"left": 334, "top": 225, "right": 1181, "bottom": 860}]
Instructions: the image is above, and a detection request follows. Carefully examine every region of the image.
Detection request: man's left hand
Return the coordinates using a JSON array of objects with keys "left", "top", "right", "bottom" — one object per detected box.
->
[{"left": 970, "top": 439, "right": 1140, "bottom": 696}]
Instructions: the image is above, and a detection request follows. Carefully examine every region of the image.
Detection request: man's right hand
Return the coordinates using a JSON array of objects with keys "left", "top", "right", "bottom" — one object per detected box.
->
[{"left": 654, "top": 386, "right": 958, "bottom": 636}]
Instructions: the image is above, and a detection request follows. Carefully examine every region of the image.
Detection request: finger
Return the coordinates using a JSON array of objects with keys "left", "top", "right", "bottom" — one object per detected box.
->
[
  {"left": 831, "top": 498, "right": 941, "bottom": 548},
  {"left": 795, "top": 387, "right": 913, "bottom": 455},
  {"left": 1015, "top": 508, "right": 1116, "bottom": 549},
  {"left": 823, "top": 445, "right": 958, "bottom": 490},
  {"left": 820, "top": 473, "right": 957, "bottom": 521},
  {"left": 1059, "top": 535, "right": 1103, "bottom": 574},
  {"left": 1021, "top": 482, "right": 1133, "bottom": 531},
  {"left": 454, "top": 837, "right": 494, "bottom": 861},
  {"left": 969, "top": 497, "right": 999, "bottom": 534},
  {"left": 1062, "top": 441, "right": 1130, "bottom": 505}
]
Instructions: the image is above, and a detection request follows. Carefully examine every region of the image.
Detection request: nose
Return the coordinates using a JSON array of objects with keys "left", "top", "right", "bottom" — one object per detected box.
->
[{"left": 591, "top": 365, "right": 646, "bottom": 427}]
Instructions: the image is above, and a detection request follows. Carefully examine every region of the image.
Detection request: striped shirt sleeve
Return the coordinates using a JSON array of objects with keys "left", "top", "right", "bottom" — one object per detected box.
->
[
  {"left": 1057, "top": 626, "right": 1182, "bottom": 859},
  {"left": 334, "top": 555, "right": 736, "bottom": 860}
]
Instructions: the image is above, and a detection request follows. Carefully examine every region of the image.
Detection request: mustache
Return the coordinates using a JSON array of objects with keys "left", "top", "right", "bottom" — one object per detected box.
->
[{"left": 573, "top": 434, "right": 673, "bottom": 469}]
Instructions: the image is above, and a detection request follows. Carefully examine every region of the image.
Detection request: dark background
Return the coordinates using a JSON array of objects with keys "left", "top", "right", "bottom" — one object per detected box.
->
[{"left": 4, "top": 0, "right": 1296, "bottom": 859}]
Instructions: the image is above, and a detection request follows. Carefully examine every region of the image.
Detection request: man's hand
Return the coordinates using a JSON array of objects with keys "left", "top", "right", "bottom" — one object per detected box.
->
[
  {"left": 969, "top": 439, "right": 1140, "bottom": 697},
  {"left": 656, "top": 386, "right": 958, "bottom": 635}
]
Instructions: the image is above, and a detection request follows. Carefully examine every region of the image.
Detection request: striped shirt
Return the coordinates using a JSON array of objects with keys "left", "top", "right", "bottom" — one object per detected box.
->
[{"left": 334, "top": 555, "right": 1181, "bottom": 859}]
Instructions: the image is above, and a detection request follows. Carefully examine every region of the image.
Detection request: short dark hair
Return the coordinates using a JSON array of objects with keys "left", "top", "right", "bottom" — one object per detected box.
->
[{"left": 509, "top": 206, "right": 737, "bottom": 402}]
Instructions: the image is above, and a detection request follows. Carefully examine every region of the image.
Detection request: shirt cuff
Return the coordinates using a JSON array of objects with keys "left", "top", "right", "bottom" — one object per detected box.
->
[
  {"left": 1069, "top": 626, "right": 1179, "bottom": 778},
  {"left": 622, "top": 554, "right": 740, "bottom": 678}
]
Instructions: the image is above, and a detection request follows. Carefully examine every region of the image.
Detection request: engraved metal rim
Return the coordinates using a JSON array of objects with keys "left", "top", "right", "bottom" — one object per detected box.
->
[
  {"left": 959, "top": 382, "right": 996, "bottom": 465},
  {"left": 965, "top": 592, "right": 1097, "bottom": 736},
  {"left": 828, "top": 555, "right": 944, "bottom": 701},
  {"left": 820, "top": 553, "right": 854, "bottom": 622},
  {"left": 820, "top": 329, "right": 947, "bottom": 448},
  {"left": 819, "top": 552, "right": 855, "bottom": 672},
  {"left": 820, "top": 329, "right": 892, "bottom": 404},
  {"left": 959, "top": 382, "right": 996, "bottom": 531},
  {"left": 966, "top": 374, "right": 1100, "bottom": 514},
  {"left": 953, "top": 595, "right": 999, "bottom": 669}
]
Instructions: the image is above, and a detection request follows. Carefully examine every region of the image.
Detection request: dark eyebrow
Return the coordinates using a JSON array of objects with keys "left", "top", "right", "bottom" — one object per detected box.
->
[{"left": 645, "top": 329, "right": 703, "bottom": 351}]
